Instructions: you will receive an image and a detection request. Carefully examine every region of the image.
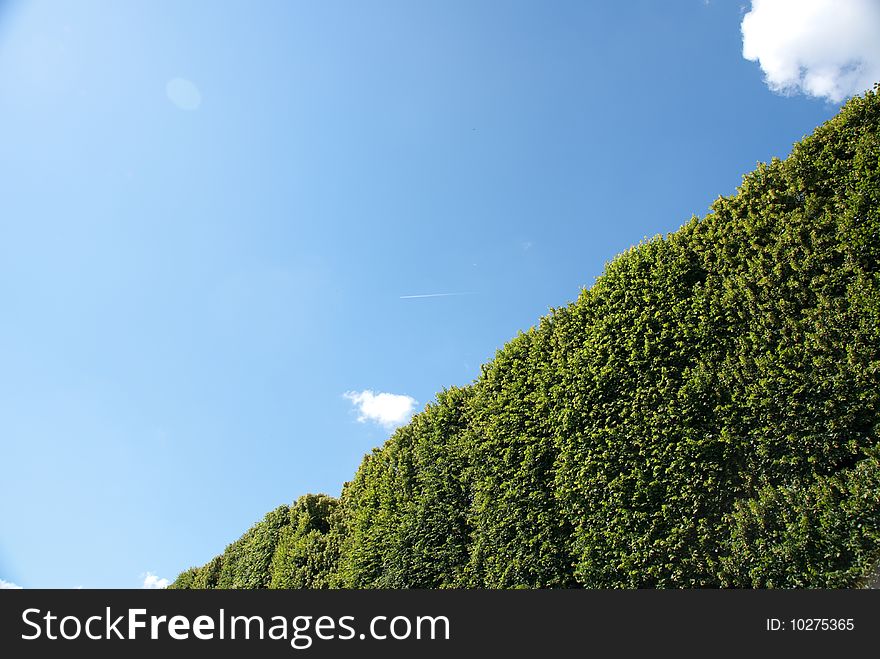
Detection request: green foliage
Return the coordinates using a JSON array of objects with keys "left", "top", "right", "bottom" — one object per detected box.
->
[
  {"left": 167, "top": 567, "right": 198, "bottom": 590},
  {"left": 192, "top": 556, "right": 223, "bottom": 588},
  {"left": 173, "top": 85, "right": 880, "bottom": 589},
  {"left": 466, "top": 327, "right": 576, "bottom": 587},
  {"left": 721, "top": 449, "right": 880, "bottom": 588},
  {"left": 335, "top": 387, "right": 474, "bottom": 587},
  {"left": 168, "top": 554, "right": 223, "bottom": 589},
  {"left": 215, "top": 505, "right": 291, "bottom": 589},
  {"left": 269, "top": 494, "right": 339, "bottom": 589}
]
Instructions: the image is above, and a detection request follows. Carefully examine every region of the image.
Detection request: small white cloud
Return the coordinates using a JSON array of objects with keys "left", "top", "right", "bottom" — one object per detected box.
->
[
  {"left": 344, "top": 390, "right": 418, "bottom": 429},
  {"left": 0, "top": 579, "right": 23, "bottom": 589},
  {"left": 166, "top": 77, "right": 202, "bottom": 110},
  {"left": 742, "top": 0, "right": 880, "bottom": 103},
  {"left": 142, "top": 572, "right": 170, "bottom": 589}
]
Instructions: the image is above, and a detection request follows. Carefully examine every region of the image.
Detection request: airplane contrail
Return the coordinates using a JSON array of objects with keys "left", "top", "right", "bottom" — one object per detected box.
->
[{"left": 399, "top": 292, "right": 477, "bottom": 299}]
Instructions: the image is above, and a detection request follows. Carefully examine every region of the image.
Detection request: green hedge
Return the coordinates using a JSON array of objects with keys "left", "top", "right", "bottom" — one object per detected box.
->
[
  {"left": 269, "top": 494, "right": 338, "bottom": 589},
  {"left": 722, "top": 448, "right": 880, "bottom": 587}
]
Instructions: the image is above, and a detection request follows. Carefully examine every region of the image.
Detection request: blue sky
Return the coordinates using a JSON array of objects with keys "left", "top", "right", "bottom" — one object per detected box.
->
[{"left": 1, "top": 0, "right": 878, "bottom": 589}]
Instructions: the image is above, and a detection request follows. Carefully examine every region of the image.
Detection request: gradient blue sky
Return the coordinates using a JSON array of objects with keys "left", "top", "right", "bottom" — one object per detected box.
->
[{"left": 0, "top": 0, "right": 876, "bottom": 588}]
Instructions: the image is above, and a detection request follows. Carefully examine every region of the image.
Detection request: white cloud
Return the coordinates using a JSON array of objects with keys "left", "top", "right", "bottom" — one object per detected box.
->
[
  {"left": 742, "top": 0, "right": 880, "bottom": 102},
  {"left": 0, "top": 579, "right": 23, "bottom": 589},
  {"left": 344, "top": 390, "right": 418, "bottom": 429},
  {"left": 142, "top": 572, "right": 170, "bottom": 589}
]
